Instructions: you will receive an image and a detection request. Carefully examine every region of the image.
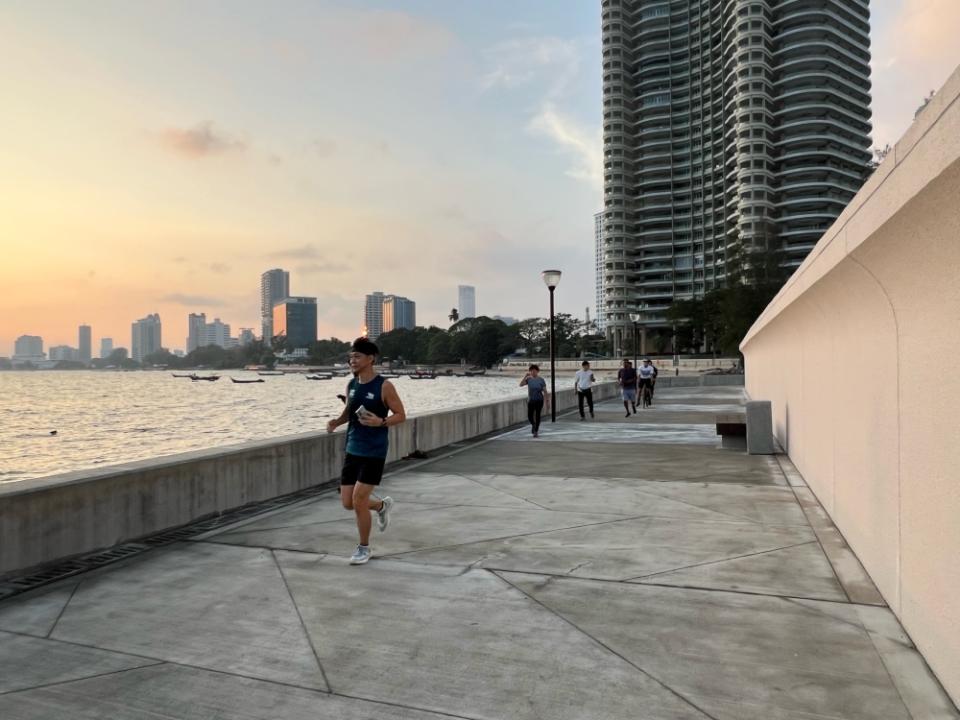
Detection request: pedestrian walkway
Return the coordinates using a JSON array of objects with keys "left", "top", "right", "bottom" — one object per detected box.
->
[{"left": 0, "top": 386, "right": 956, "bottom": 719}]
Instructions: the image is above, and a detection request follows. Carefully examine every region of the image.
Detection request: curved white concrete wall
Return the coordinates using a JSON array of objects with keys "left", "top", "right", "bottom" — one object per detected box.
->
[{"left": 741, "top": 66, "right": 960, "bottom": 705}]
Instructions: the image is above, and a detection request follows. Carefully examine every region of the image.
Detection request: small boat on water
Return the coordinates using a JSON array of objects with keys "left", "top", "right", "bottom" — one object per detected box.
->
[
  {"left": 171, "top": 373, "right": 194, "bottom": 378},
  {"left": 409, "top": 372, "right": 437, "bottom": 380},
  {"left": 464, "top": 369, "right": 487, "bottom": 377},
  {"left": 258, "top": 371, "right": 284, "bottom": 376},
  {"left": 380, "top": 373, "right": 400, "bottom": 379},
  {"left": 191, "top": 375, "right": 220, "bottom": 382},
  {"left": 231, "top": 377, "right": 264, "bottom": 384},
  {"left": 306, "top": 374, "right": 333, "bottom": 380}
]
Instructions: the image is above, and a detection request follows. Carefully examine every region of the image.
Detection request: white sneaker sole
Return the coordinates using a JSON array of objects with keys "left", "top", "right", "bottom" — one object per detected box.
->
[
  {"left": 377, "top": 497, "right": 394, "bottom": 532},
  {"left": 350, "top": 554, "right": 371, "bottom": 565}
]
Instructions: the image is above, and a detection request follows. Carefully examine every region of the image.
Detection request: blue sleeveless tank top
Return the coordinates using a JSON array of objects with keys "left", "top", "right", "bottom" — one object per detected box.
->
[{"left": 345, "top": 374, "right": 389, "bottom": 458}]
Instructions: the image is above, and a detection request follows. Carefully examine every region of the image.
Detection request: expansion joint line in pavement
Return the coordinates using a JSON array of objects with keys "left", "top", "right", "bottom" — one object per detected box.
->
[
  {"left": 774, "top": 459, "right": 855, "bottom": 605},
  {"left": 622, "top": 540, "right": 821, "bottom": 583},
  {"left": 45, "top": 577, "right": 83, "bottom": 639},
  {"left": 270, "top": 549, "right": 333, "bottom": 694},
  {"left": 480, "top": 566, "right": 861, "bottom": 605},
  {"left": 0, "top": 660, "right": 167, "bottom": 697},
  {"left": 449, "top": 472, "right": 552, "bottom": 510},
  {"left": 376, "top": 515, "right": 651, "bottom": 559},
  {"left": 490, "top": 570, "right": 721, "bottom": 720}
]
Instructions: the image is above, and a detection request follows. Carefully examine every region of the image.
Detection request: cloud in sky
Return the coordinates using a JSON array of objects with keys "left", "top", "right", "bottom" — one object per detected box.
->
[
  {"left": 157, "top": 122, "right": 246, "bottom": 158},
  {"left": 528, "top": 104, "right": 603, "bottom": 188},
  {"left": 296, "top": 261, "right": 349, "bottom": 275},
  {"left": 160, "top": 293, "right": 226, "bottom": 306},
  {"left": 267, "top": 244, "right": 319, "bottom": 260},
  {"left": 482, "top": 34, "right": 600, "bottom": 193}
]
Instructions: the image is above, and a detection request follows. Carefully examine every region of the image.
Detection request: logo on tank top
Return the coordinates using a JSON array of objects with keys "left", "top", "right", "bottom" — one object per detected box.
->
[{"left": 366, "top": 392, "right": 375, "bottom": 399}]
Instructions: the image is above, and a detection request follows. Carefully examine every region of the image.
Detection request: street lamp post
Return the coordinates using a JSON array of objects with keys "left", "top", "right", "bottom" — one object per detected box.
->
[
  {"left": 541, "top": 270, "right": 562, "bottom": 423},
  {"left": 629, "top": 312, "right": 640, "bottom": 368}
]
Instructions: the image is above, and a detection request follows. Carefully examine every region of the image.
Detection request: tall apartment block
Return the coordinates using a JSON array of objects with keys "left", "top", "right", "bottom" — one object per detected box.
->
[
  {"left": 599, "top": 0, "right": 872, "bottom": 350},
  {"left": 131, "top": 313, "right": 162, "bottom": 363},
  {"left": 364, "top": 291, "right": 385, "bottom": 339},
  {"left": 457, "top": 285, "right": 476, "bottom": 319},
  {"left": 260, "top": 268, "right": 290, "bottom": 342},
  {"left": 78, "top": 324, "right": 92, "bottom": 363},
  {"left": 100, "top": 338, "right": 114, "bottom": 358},
  {"left": 383, "top": 295, "right": 416, "bottom": 333},
  {"left": 593, "top": 212, "right": 606, "bottom": 333}
]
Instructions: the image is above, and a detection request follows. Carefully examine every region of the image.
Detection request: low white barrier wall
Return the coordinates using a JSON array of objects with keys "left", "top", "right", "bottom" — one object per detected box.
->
[
  {"left": 741, "top": 66, "right": 960, "bottom": 704},
  {"left": 0, "top": 383, "right": 620, "bottom": 577}
]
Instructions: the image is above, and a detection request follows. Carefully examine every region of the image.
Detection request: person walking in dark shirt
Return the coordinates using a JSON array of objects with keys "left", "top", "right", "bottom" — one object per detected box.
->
[
  {"left": 520, "top": 364, "right": 549, "bottom": 437},
  {"left": 617, "top": 359, "right": 638, "bottom": 417}
]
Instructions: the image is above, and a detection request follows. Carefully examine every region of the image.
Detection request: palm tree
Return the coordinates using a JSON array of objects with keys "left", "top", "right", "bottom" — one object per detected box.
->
[{"left": 448, "top": 308, "right": 459, "bottom": 324}]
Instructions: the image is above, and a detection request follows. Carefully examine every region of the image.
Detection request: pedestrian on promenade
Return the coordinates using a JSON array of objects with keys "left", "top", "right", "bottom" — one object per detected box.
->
[
  {"left": 326, "top": 338, "right": 407, "bottom": 565},
  {"left": 618, "top": 359, "right": 638, "bottom": 417},
  {"left": 574, "top": 360, "right": 595, "bottom": 420},
  {"left": 520, "top": 364, "right": 549, "bottom": 437}
]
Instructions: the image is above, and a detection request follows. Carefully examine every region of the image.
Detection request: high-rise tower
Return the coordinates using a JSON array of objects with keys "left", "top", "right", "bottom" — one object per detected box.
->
[
  {"left": 599, "top": 0, "right": 872, "bottom": 350},
  {"left": 260, "top": 268, "right": 290, "bottom": 342}
]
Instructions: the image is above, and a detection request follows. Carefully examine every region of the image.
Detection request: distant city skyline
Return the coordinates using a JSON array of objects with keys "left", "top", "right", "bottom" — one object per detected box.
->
[{"left": 2, "top": 1, "right": 958, "bottom": 356}]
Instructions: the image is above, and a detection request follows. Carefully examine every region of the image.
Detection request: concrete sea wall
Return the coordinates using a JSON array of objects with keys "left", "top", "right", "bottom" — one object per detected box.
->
[
  {"left": 741, "top": 66, "right": 960, "bottom": 704},
  {"left": 1, "top": 382, "right": 624, "bottom": 577}
]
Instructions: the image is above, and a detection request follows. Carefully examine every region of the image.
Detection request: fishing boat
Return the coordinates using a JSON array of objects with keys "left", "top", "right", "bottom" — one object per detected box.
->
[
  {"left": 409, "top": 371, "right": 437, "bottom": 380},
  {"left": 257, "top": 370, "right": 284, "bottom": 376},
  {"left": 306, "top": 374, "right": 333, "bottom": 380},
  {"left": 191, "top": 375, "right": 220, "bottom": 382},
  {"left": 171, "top": 373, "right": 194, "bottom": 378},
  {"left": 231, "top": 377, "right": 264, "bottom": 384},
  {"left": 463, "top": 369, "right": 487, "bottom": 377}
]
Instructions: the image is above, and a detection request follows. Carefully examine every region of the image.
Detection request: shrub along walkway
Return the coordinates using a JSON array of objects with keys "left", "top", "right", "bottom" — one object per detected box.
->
[{"left": 0, "top": 385, "right": 956, "bottom": 719}]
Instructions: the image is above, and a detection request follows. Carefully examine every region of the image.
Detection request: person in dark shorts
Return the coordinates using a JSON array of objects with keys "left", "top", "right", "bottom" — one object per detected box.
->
[
  {"left": 618, "top": 359, "right": 638, "bottom": 417},
  {"left": 326, "top": 338, "right": 407, "bottom": 565},
  {"left": 639, "top": 358, "right": 656, "bottom": 407},
  {"left": 520, "top": 364, "right": 549, "bottom": 437}
]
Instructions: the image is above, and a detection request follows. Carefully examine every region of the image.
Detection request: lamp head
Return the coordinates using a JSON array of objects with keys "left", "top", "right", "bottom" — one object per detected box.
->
[
  {"left": 629, "top": 312, "right": 640, "bottom": 322},
  {"left": 541, "top": 269, "right": 562, "bottom": 290}
]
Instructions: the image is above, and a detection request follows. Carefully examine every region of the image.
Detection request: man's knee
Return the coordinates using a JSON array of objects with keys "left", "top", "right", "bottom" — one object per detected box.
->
[{"left": 341, "top": 494, "right": 354, "bottom": 510}]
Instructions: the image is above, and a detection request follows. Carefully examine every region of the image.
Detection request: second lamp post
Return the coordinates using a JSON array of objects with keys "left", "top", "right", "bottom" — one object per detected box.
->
[{"left": 541, "top": 269, "right": 562, "bottom": 423}]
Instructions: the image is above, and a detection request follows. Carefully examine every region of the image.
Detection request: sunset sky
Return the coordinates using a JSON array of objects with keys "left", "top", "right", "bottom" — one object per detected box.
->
[{"left": 2, "top": 0, "right": 959, "bottom": 356}]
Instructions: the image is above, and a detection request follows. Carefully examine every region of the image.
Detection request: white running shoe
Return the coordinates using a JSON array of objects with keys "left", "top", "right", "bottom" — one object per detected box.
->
[
  {"left": 377, "top": 496, "right": 394, "bottom": 532},
  {"left": 349, "top": 545, "right": 371, "bottom": 565}
]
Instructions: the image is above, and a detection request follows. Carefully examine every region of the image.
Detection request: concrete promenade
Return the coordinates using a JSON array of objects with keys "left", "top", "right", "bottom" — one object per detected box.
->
[{"left": 0, "top": 386, "right": 956, "bottom": 719}]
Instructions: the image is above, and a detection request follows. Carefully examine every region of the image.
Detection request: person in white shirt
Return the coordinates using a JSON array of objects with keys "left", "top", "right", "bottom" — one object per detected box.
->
[
  {"left": 573, "top": 360, "right": 596, "bottom": 420},
  {"left": 638, "top": 358, "right": 657, "bottom": 407}
]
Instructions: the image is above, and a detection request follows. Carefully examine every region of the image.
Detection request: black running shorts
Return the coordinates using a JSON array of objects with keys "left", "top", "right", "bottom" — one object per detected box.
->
[{"left": 341, "top": 453, "right": 386, "bottom": 486}]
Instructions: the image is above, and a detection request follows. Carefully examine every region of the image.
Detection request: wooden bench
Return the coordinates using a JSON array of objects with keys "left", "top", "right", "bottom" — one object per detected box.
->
[{"left": 716, "top": 413, "right": 746, "bottom": 449}]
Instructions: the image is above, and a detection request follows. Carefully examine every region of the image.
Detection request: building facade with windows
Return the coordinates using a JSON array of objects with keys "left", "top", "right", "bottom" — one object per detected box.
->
[
  {"left": 382, "top": 295, "right": 416, "bottom": 333},
  {"left": 272, "top": 297, "right": 317, "bottom": 349},
  {"left": 594, "top": 212, "right": 606, "bottom": 333},
  {"left": 363, "top": 291, "right": 385, "bottom": 339},
  {"left": 131, "top": 314, "right": 162, "bottom": 362},
  {"left": 600, "top": 0, "right": 872, "bottom": 351},
  {"left": 78, "top": 325, "right": 92, "bottom": 363},
  {"left": 457, "top": 285, "right": 476, "bottom": 319},
  {"left": 260, "top": 268, "right": 290, "bottom": 342}
]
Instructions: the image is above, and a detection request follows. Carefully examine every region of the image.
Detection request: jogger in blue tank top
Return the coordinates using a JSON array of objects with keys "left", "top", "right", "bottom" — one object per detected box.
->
[{"left": 327, "top": 338, "right": 407, "bottom": 565}]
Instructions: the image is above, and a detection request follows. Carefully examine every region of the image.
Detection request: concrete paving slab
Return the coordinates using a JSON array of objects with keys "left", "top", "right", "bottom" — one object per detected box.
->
[
  {"left": 852, "top": 604, "right": 960, "bottom": 719},
  {"left": 0, "top": 663, "right": 459, "bottom": 720},
  {"left": 395, "top": 515, "right": 817, "bottom": 584},
  {"left": 50, "top": 543, "right": 328, "bottom": 690},
  {"left": 380, "top": 471, "right": 543, "bottom": 509},
  {"left": 501, "top": 573, "right": 913, "bottom": 720},
  {"left": 0, "top": 580, "right": 80, "bottom": 637},
  {"left": 793, "top": 487, "right": 885, "bottom": 605},
  {"left": 631, "top": 480, "right": 810, "bottom": 526},
  {"left": 277, "top": 553, "right": 710, "bottom": 720},
  {"left": 472, "top": 472, "right": 779, "bottom": 523},
  {"left": 423, "top": 439, "right": 785, "bottom": 485},
  {"left": 498, "top": 422, "right": 721, "bottom": 446},
  {"left": 215, "top": 503, "right": 628, "bottom": 558},
  {"left": 633, "top": 541, "right": 847, "bottom": 601},
  {"left": 0, "top": 631, "right": 157, "bottom": 694}
]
